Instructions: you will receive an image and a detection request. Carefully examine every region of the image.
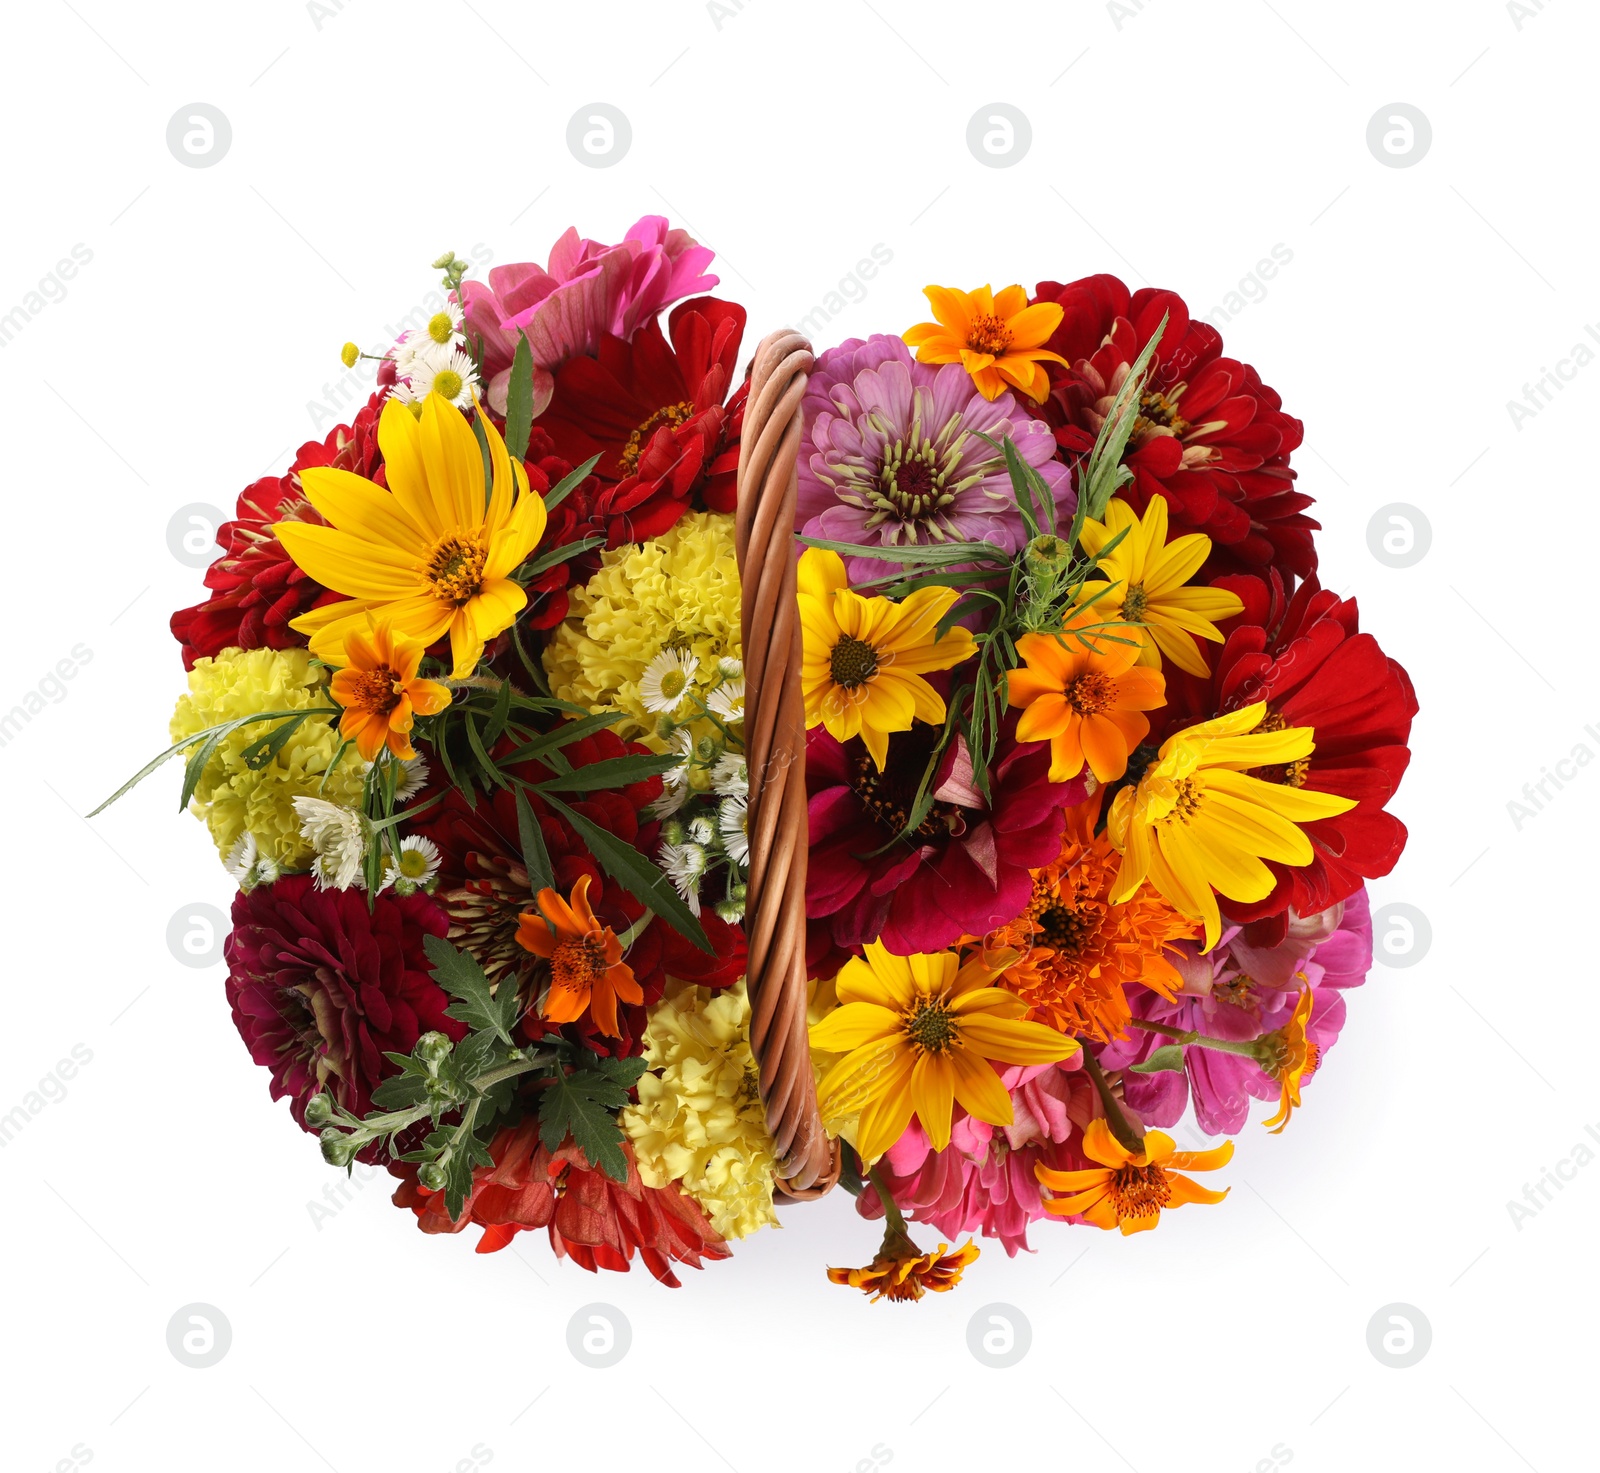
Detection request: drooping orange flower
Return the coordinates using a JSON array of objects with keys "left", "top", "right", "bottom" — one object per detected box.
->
[
  {"left": 1007, "top": 618, "right": 1167, "bottom": 783},
  {"left": 327, "top": 617, "right": 452, "bottom": 761},
  {"left": 903, "top": 284, "right": 1067, "bottom": 402},
  {"left": 983, "top": 800, "right": 1198, "bottom": 1043},
  {"left": 515, "top": 874, "right": 643, "bottom": 1038},
  {"left": 1260, "top": 986, "right": 1318, "bottom": 1133},
  {"left": 1037, "top": 1118, "right": 1233, "bottom": 1235},
  {"left": 827, "top": 1226, "right": 979, "bottom": 1303}
]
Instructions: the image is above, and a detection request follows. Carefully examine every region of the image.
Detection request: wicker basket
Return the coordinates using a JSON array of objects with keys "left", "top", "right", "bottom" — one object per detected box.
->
[{"left": 733, "top": 329, "right": 840, "bottom": 1200}]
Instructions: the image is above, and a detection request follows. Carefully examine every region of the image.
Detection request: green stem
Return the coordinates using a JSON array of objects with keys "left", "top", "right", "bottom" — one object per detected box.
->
[
  {"left": 865, "top": 1164, "right": 909, "bottom": 1237},
  {"left": 332, "top": 1049, "right": 554, "bottom": 1143},
  {"left": 1079, "top": 1050, "right": 1146, "bottom": 1156},
  {"left": 1126, "top": 1017, "right": 1268, "bottom": 1061}
]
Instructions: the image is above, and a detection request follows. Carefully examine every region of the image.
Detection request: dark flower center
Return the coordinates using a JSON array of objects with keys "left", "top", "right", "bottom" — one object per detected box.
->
[
  {"left": 551, "top": 934, "right": 608, "bottom": 995},
  {"left": 1109, "top": 1162, "right": 1172, "bottom": 1218},
  {"left": 1036, "top": 900, "right": 1100, "bottom": 956},
  {"left": 1136, "top": 388, "right": 1189, "bottom": 439},
  {"left": 425, "top": 534, "right": 487, "bottom": 605},
  {"left": 902, "top": 999, "right": 959, "bottom": 1054},
  {"left": 829, "top": 634, "right": 879, "bottom": 689},
  {"left": 877, "top": 439, "right": 956, "bottom": 525},
  {"left": 619, "top": 400, "right": 695, "bottom": 478},
  {"left": 1248, "top": 710, "right": 1310, "bottom": 787},
  {"left": 966, "top": 314, "right": 1013, "bottom": 357},
  {"left": 1122, "top": 584, "right": 1150, "bottom": 622},
  {"left": 349, "top": 666, "right": 402, "bottom": 715},
  {"left": 1064, "top": 671, "right": 1116, "bottom": 715},
  {"left": 850, "top": 745, "right": 966, "bottom": 842}
]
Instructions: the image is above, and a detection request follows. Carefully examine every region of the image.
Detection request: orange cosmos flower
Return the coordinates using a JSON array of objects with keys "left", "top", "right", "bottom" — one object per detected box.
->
[
  {"left": 827, "top": 1226, "right": 980, "bottom": 1304},
  {"left": 1007, "top": 619, "right": 1167, "bottom": 783},
  {"left": 1260, "top": 986, "right": 1318, "bottom": 1133},
  {"left": 1038, "top": 1118, "right": 1233, "bottom": 1234},
  {"left": 904, "top": 284, "right": 1067, "bottom": 402},
  {"left": 984, "top": 801, "right": 1198, "bottom": 1043},
  {"left": 327, "top": 617, "right": 452, "bottom": 762},
  {"left": 515, "top": 874, "right": 643, "bottom": 1039}
]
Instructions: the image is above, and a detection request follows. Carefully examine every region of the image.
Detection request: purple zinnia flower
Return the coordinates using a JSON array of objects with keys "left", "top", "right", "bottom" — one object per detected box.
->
[
  {"left": 797, "top": 335, "right": 1073, "bottom": 577},
  {"left": 1099, "top": 887, "right": 1373, "bottom": 1136}
]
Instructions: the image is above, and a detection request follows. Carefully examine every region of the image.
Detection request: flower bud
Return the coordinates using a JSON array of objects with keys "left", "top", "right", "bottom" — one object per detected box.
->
[
  {"left": 661, "top": 818, "right": 687, "bottom": 846},
  {"left": 430, "top": 251, "right": 458, "bottom": 271},
  {"left": 303, "top": 1092, "right": 335, "bottom": 1127},
  {"left": 417, "top": 1160, "right": 449, "bottom": 1193},
  {"left": 320, "top": 1129, "right": 356, "bottom": 1168},
  {"left": 415, "top": 1031, "right": 452, "bottom": 1068}
]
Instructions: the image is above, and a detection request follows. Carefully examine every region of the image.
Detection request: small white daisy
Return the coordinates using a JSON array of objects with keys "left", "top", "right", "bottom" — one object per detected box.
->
[
  {"left": 710, "top": 753, "right": 748, "bottom": 798},
  {"left": 638, "top": 648, "right": 700, "bottom": 714},
  {"left": 224, "top": 832, "right": 281, "bottom": 892},
  {"left": 392, "top": 304, "right": 464, "bottom": 374},
  {"left": 714, "top": 895, "right": 746, "bottom": 924},
  {"left": 658, "top": 840, "right": 708, "bottom": 916},
  {"left": 394, "top": 754, "right": 430, "bottom": 804},
  {"left": 395, "top": 835, "right": 441, "bottom": 887},
  {"left": 716, "top": 656, "right": 743, "bottom": 681},
  {"left": 687, "top": 814, "right": 715, "bottom": 847},
  {"left": 397, "top": 342, "right": 478, "bottom": 409},
  {"left": 718, "top": 795, "right": 750, "bottom": 866},
  {"left": 706, "top": 677, "right": 744, "bottom": 723},
  {"left": 647, "top": 728, "right": 696, "bottom": 819},
  {"left": 293, "top": 796, "right": 368, "bottom": 891}
]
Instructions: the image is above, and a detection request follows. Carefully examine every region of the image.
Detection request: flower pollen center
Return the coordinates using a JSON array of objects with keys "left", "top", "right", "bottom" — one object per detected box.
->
[
  {"left": 1122, "top": 584, "right": 1150, "bottom": 622},
  {"left": 1064, "top": 671, "right": 1116, "bottom": 716},
  {"left": 349, "top": 665, "right": 402, "bottom": 715},
  {"left": 1035, "top": 899, "right": 1100, "bottom": 956},
  {"left": 830, "top": 634, "right": 880, "bottom": 689},
  {"left": 619, "top": 400, "right": 696, "bottom": 479},
  {"left": 1137, "top": 388, "right": 1189, "bottom": 440},
  {"left": 966, "top": 313, "right": 1013, "bottom": 358},
  {"left": 902, "top": 998, "right": 959, "bottom": 1054},
  {"left": 431, "top": 369, "right": 464, "bottom": 402},
  {"left": 1110, "top": 1162, "right": 1172, "bottom": 1219},
  {"left": 1248, "top": 711, "right": 1310, "bottom": 786},
  {"left": 424, "top": 534, "right": 487, "bottom": 606},
  {"left": 550, "top": 933, "right": 609, "bottom": 995},
  {"left": 426, "top": 312, "right": 454, "bottom": 344}
]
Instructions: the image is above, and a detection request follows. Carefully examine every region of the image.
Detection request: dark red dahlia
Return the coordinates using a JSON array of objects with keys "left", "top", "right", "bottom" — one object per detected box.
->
[
  {"left": 1169, "top": 574, "right": 1416, "bottom": 939},
  {"left": 412, "top": 724, "right": 745, "bottom": 1056},
  {"left": 1031, "top": 275, "right": 1317, "bottom": 579},
  {"left": 392, "top": 1119, "right": 731, "bottom": 1286},
  {"left": 170, "top": 392, "right": 386, "bottom": 668},
  {"left": 806, "top": 720, "right": 1085, "bottom": 957},
  {"left": 538, "top": 296, "right": 747, "bottom": 544},
  {"left": 224, "top": 875, "right": 464, "bottom": 1155}
]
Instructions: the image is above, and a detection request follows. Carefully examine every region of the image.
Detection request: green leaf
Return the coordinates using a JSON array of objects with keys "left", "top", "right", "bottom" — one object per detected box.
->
[
  {"left": 370, "top": 1074, "right": 431, "bottom": 1110},
  {"left": 1081, "top": 312, "right": 1167, "bottom": 520},
  {"left": 171, "top": 708, "right": 338, "bottom": 813},
  {"left": 497, "top": 710, "right": 624, "bottom": 767},
  {"left": 796, "top": 534, "right": 1011, "bottom": 567},
  {"left": 504, "top": 331, "right": 535, "bottom": 461},
  {"left": 482, "top": 675, "right": 514, "bottom": 746},
  {"left": 544, "top": 793, "right": 712, "bottom": 953},
  {"left": 537, "top": 1059, "right": 642, "bottom": 1182},
  {"left": 423, "top": 934, "right": 517, "bottom": 1045},
  {"left": 513, "top": 786, "right": 556, "bottom": 894},
  {"left": 533, "top": 752, "right": 679, "bottom": 794},
  {"left": 1129, "top": 1044, "right": 1188, "bottom": 1075},
  {"left": 239, "top": 712, "right": 313, "bottom": 771},
  {"left": 544, "top": 454, "right": 600, "bottom": 514},
  {"left": 518, "top": 535, "right": 604, "bottom": 580},
  {"left": 468, "top": 411, "right": 495, "bottom": 501},
  {"left": 462, "top": 712, "right": 507, "bottom": 788}
]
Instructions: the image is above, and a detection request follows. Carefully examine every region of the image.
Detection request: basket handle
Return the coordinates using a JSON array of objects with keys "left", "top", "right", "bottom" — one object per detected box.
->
[{"left": 734, "top": 329, "right": 837, "bottom": 1197}]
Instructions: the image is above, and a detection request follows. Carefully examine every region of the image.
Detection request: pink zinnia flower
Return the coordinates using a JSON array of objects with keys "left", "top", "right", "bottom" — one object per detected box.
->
[
  {"left": 459, "top": 216, "right": 718, "bottom": 415},
  {"left": 1102, "top": 887, "right": 1373, "bottom": 1135}
]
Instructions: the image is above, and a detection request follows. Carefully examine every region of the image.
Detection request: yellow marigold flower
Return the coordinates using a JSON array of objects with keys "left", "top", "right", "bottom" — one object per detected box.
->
[
  {"left": 809, "top": 940, "right": 1079, "bottom": 1163},
  {"left": 169, "top": 647, "right": 365, "bottom": 871},
  {"left": 1037, "top": 1118, "right": 1233, "bottom": 1234},
  {"left": 1260, "top": 986, "right": 1318, "bottom": 1133},
  {"left": 827, "top": 1226, "right": 979, "bottom": 1303},
  {"left": 542, "top": 511, "right": 740, "bottom": 749},
  {"left": 620, "top": 981, "right": 778, "bottom": 1240},
  {"left": 903, "top": 284, "right": 1066, "bottom": 403},
  {"left": 1074, "top": 494, "right": 1244, "bottom": 677},
  {"left": 798, "top": 547, "right": 975, "bottom": 771},
  {"left": 276, "top": 393, "right": 547, "bottom": 679},
  {"left": 1106, "top": 701, "right": 1359, "bottom": 950}
]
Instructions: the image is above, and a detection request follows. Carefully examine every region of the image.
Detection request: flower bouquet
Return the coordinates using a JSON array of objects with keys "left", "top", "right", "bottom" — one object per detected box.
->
[{"left": 103, "top": 221, "right": 1415, "bottom": 1300}]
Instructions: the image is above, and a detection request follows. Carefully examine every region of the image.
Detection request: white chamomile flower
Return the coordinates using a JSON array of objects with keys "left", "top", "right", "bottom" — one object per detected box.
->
[
  {"left": 293, "top": 796, "right": 368, "bottom": 891},
  {"left": 392, "top": 835, "right": 441, "bottom": 890},
  {"left": 648, "top": 728, "right": 696, "bottom": 818},
  {"left": 394, "top": 754, "right": 430, "bottom": 804},
  {"left": 398, "top": 342, "right": 478, "bottom": 409},
  {"left": 718, "top": 795, "right": 749, "bottom": 866},
  {"left": 716, "top": 656, "right": 743, "bottom": 681},
  {"left": 710, "top": 753, "right": 748, "bottom": 798},
  {"left": 392, "top": 304, "right": 464, "bottom": 374},
  {"left": 658, "top": 840, "right": 708, "bottom": 916},
  {"left": 639, "top": 648, "right": 700, "bottom": 714},
  {"left": 687, "top": 814, "right": 715, "bottom": 847},
  {"left": 224, "top": 832, "right": 281, "bottom": 892},
  {"left": 706, "top": 677, "right": 744, "bottom": 723}
]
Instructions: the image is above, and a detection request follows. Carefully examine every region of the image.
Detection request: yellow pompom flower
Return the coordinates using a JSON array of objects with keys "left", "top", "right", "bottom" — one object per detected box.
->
[
  {"left": 542, "top": 510, "right": 742, "bottom": 748},
  {"left": 1107, "top": 701, "right": 1358, "bottom": 950},
  {"left": 169, "top": 647, "right": 366, "bottom": 871},
  {"left": 620, "top": 981, "right": 778, "bottom": 1240}
]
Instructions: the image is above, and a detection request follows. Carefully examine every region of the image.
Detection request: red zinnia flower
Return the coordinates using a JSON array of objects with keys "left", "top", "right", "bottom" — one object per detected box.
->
[
  {"left": 413, "top": 724, "right": 745, "bottom": 1055},
  {"left": 538, "top": 296, "right": 748, "bottom": 544},
  {"left": 806, "top": 720, "right": 1084, "bottom": 956},
  {"left": 392, "top": 1118, "right": 731, "bottom": 1286},
  {"left": 1030, "top": 275, "right": 1317, "bottom": 579},
  {"left": 224, "top": 875, "right": 465, "bottom": 1155},
  {"left": 1167, "top": 573, "right": 1417, "bottom": 940}
]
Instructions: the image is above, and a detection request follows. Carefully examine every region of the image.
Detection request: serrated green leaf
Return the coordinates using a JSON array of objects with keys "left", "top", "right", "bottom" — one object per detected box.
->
[
  {"left": 1129, "top": 1043, "right": 1188, "bottom": 1075},
  {"left": 504, "top": 331, "right": 535, "bottom": 461},
  {"left": 533, "top": 752, "right": 679, "bottom": 794},
  {"left": 424, "top": 934, "right": 516, "bottom": 1045},
  {"left": 537, "top": 1066, "right": 635, "bottom": 1182},
  {"left": 370, "top": 1074, "right": 431, "bottom": 1110}
]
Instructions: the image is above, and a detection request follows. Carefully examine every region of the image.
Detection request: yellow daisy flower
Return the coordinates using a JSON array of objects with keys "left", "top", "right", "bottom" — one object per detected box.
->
[
  {"left": 809, "top": 941, "right": 1079, "bottom": 1163},
  {"left": 275, "top": 393, "right": 547, "bottom": 678},
  {"left": 1074, "top": 494, "right": 1244, "bottom": 677},
  {"left": 1106, "top": 702, "right": 1358, "bottom": 950},
  {"left": 798, "top": 548, "right": 975, "bottom": 771},
  {"left": 903, "top": 284, "right": 1066, "bottom": 402}
]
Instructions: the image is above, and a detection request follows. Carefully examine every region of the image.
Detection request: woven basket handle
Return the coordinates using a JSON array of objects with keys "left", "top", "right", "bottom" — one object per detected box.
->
[{"left": 735, "top": 329, "right": 837, "bottom": 1198}]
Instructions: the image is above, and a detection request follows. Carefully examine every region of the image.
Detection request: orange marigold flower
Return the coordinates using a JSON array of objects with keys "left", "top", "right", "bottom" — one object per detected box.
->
[
  {"left": 984, "top": 803, "right": 1198, "bottom": 1043},
  {"left": 1260, "top": 986, "right": 1318, "bottom": 1133},
  {"left": 515, "top": 874, "right": 643, "bottom": 1039},
  {"left": 827, "top": 1225, "right": 980, "bottom": 1303},
  {"left": 903, "top": 284, "right": 1067, "bottom": 402},
  {"left": 1037, "top": 1118, "right": 1232, "bottom": 1235},
  {"left": 327, "top": 617, "right": 452, "bottom": 761},
  {"left": 1007, "top": 619, "right": 1167, "bottom": 783}
]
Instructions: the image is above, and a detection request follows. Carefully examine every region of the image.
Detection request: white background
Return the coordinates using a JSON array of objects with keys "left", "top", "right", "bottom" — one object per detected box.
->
[{"left": 1, "top": 0, "right": 1591, "bottom": 1468}]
